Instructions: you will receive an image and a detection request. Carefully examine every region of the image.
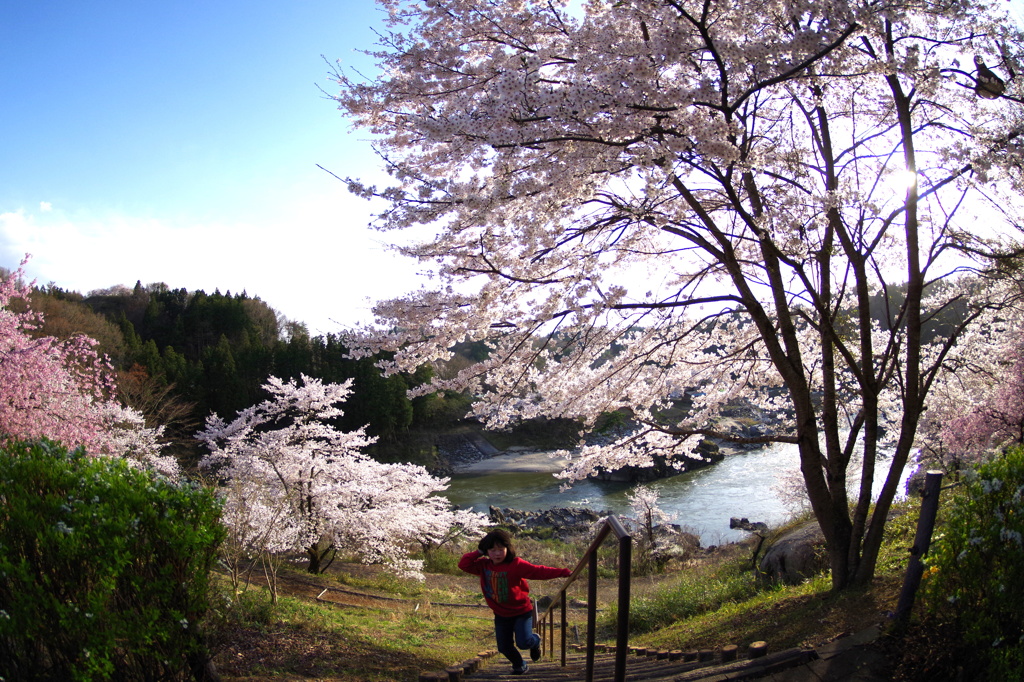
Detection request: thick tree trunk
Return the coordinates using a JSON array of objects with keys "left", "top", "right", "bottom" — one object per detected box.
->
[{"left": 305, "top": 536, "right": 336, "bottom": 574}]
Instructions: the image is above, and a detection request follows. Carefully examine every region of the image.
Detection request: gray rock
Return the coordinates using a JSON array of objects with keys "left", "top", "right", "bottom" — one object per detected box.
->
[
  {"left": 488, "top": 506, "right": 609, "bottom": 541},
  {"left": 757, "top": 521, "right": 826, "bottom": 585},
  {"left": 730, "top": 517, "right": 769, "bottom": 532}
]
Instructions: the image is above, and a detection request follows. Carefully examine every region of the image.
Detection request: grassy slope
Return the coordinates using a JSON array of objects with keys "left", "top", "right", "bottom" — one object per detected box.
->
[{"left": 210, "top": 502, "right": 921, "bottom": 681}]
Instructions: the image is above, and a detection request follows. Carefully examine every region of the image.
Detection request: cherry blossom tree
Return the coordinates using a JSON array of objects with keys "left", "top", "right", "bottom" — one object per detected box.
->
[
  {"left": 1, "top": 260, "right": 114, "bottom": 449},
  {"left": 197, "top": 374, "right": 487, "bottom": 577},
  {"left": 916, "top": 310, "right": 1024, "bottom": 471},
  {"left": 92, "top": 400, "right": 181, "bottom": 479},
  {"left": 627, "top": 485, "right": 673, "bottom": 545},
  {"left": 331, "top": 0, "right": 1024, "bottom": 589},
  {"left": 944, "top": 351, "right": 1024, "bottom": 459},
  {"left": 217, "top": 476, "right": 299, "bottom": 602},
  {"left": 1, "top": 259, "right": 174, "bottom": 476}
]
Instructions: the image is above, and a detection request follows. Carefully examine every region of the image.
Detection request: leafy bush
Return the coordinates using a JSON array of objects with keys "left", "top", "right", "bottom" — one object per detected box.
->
[
  {"left": 923, "top": 445, "right": 1024, "bottom": 679},
  {"left": 421, "top": 546, "right": 462, "bottom": 574},
  {"left": 0, "top": 439, "right": 225, "bottom": 681},
  {"left": 212, "top": 589, "right": 277, "bottom": 630}
]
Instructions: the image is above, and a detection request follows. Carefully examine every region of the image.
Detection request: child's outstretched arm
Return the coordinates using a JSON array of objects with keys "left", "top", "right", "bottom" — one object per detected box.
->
[{"left": 520, "top": 560, "right": 572, "bottom": 580}]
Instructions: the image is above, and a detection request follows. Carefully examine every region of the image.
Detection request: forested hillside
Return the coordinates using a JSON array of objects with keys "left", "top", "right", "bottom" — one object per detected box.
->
[
  {"left": 25, "top": 280, "right": 473, "bottom": 463},
  {"left": 20, "top": 274, "right": 970, "bottom": 465}
]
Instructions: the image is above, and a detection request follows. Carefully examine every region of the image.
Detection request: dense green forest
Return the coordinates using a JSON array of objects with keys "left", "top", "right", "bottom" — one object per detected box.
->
[{"left": 26, "top": 281, "right": 474, "bottom": 465}]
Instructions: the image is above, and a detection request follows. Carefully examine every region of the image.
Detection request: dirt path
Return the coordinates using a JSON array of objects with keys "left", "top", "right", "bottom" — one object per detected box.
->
[{"left": 269, "top": 569, "right": 495, "bottom": 616}]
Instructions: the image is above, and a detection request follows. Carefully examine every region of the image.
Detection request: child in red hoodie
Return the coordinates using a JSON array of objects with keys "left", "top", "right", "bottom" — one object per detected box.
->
[{"left": 459, "top": 529, "right": 572, "bottom": 675}]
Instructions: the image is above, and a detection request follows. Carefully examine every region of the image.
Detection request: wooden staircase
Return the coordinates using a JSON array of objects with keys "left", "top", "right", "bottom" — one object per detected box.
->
[
  {"left": 421, "top": 516, "right": 824, "bottom": 681},
  {"left": 418, "top": 641, "right": 818, "bottom": 681}
]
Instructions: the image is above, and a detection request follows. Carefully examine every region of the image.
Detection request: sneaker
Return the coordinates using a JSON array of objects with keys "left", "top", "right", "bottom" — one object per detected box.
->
[
  {"left": 530, "top": 644, "right": 542, "bottom": 662},
  {"left": 512, "top": 662, "right": 529, "bottom": 675}
]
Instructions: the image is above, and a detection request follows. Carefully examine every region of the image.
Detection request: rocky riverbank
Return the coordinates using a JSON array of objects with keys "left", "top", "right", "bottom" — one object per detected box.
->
[
  {"left": 488, "top": 505, "right": 609, "bottom": 540},
  {"left": 433, "top": 433, "right": 502, "bottom": 473},
  {"left": 488, "top": 505, "right": 705, "bottom": 560}
]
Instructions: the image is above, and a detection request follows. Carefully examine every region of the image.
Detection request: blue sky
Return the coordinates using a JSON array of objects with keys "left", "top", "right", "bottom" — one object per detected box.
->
[
  {"left": 5, "top": 1, "right": 1023, "bottom": 336},
  {"left": 1, "top": 1, "right": 413, "bottom": 334}
]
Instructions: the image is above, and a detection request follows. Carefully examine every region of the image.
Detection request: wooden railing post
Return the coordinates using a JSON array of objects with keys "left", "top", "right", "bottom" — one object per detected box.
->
[
  {"left": 615, "top": 525, "right": 631, "bottom": 682},
  {"left": 586, "top": 550, "right": 598, "bottom": 682},
  {"left": 534, "top": 516, "right": 632, "bottom": 682},
  {"left": 895, "top": 470, "right": 944, "bottom": 624},
  {"left": 560, "top": 589, "right": 567, "bottom": 667}
]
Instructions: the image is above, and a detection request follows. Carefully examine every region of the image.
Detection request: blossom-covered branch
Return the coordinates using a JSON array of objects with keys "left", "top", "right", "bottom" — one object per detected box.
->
[{"left": 332, "top": 0, "right": 1024, "bottom": 589}]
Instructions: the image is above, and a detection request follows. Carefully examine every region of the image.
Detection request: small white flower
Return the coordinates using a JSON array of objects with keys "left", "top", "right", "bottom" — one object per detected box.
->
[
  {"left": 1000, "top": 528, "right": 1023, "bottom": 546},
  {"left": 55, "top": 521, "right": 73, "bottom": 535},
  {"left": 981, "top": 478, "right": 1004, "bottom": 494},
  {"left": 179, "top": 618, "right": 189, "bottom": 629}
]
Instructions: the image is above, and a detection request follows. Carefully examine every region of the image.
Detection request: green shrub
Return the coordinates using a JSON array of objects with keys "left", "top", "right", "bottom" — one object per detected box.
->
[
  {"left": 421, "top": 546, "right": 462, "bottom": 574},
  {"left": 216, "top": 589, "right": 277, "bottom": 629},
  {"left": 922, "top": 445, "right": 1024, "bottom": 679},
  {"left": 0, "top": 439, "right": 225, "bottom": 681}
]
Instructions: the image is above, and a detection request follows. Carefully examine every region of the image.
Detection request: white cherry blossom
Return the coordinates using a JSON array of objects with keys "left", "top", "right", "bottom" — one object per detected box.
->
[
  {"left": 332, "top": 0, "right": 1024, "bottom": 589},
  {"left": 198, "top": 375, "right": 487, "bottom": 579}
]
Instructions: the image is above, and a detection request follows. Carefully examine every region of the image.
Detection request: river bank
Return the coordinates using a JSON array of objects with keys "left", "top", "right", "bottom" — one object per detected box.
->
[{"left": 453, "top": 447, "right": 569, "bottom": 474}]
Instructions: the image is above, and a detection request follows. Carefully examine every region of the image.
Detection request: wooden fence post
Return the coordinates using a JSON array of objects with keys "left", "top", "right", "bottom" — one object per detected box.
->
[{"left": 894, "top": 470, "right": 944, "bottom": 624}]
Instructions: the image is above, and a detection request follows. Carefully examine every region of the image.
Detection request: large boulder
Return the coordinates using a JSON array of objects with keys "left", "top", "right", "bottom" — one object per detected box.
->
[{"left": 757, "top": 521, "right": 827, "bottom": 584}]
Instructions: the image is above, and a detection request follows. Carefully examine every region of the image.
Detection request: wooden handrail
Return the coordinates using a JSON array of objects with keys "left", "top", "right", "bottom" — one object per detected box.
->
[{"left": 536, "top": 515, "right": 632, "bottom": 682}]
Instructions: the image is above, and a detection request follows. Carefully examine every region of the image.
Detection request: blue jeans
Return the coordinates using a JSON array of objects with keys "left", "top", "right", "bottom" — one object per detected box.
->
[{"left": 493, "top": 611, "right": 539, "bottom": 669}]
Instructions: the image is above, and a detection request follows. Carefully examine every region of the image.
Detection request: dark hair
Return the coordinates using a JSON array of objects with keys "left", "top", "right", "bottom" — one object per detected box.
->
[{"left": 478, "top": 529, "right": 517, "bottom": 562}]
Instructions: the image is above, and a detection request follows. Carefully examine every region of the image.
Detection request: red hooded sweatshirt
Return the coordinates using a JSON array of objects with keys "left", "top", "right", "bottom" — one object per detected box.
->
[{"left": 459, "top": 550, "right": 571, "bottom": 618}]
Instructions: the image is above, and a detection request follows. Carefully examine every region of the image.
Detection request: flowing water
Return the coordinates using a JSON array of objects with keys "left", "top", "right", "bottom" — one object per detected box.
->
[{"left": 443, "top": 441, "right": 910, "bottom": 546}]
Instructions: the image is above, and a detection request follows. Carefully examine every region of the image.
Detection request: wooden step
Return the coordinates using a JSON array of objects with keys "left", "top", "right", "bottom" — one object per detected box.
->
[{"left": 419, "top": 641, "right": 817, "bottom": 681}]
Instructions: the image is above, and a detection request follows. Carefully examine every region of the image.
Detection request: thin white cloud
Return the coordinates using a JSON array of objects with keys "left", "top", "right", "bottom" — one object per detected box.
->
[{"left": 0, "top": 191, "right": 425, "bottom": 335}]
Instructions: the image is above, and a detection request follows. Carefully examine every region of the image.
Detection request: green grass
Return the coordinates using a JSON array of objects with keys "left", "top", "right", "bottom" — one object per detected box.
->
[
  {"left": 615, "top": 558, "right": 762, "bottom": 635},
  {"left": 618, "top": 498, "right": 919, "bottom": 653},
  {"left": 211, "top": 496, "right": 926, "bottom": 679},
  {"left": 212, "top": 583, "right": 494, "bottom": 680},
  {"left": 325, "top": 563, "right": 430, "bottom": 598},
  {"left": 634, "top": 571, "right": 844, "bottom": 651}
]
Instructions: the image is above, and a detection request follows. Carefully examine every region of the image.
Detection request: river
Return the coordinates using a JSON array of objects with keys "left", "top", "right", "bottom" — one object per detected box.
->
[{"left": 443, "top": 442, "right": 911, "bottom": 546}]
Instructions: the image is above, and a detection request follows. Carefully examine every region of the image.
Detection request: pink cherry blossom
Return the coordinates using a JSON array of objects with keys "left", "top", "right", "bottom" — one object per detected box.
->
[{"left": 1, "top": 259, "right": 174, "bottom": 476}]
